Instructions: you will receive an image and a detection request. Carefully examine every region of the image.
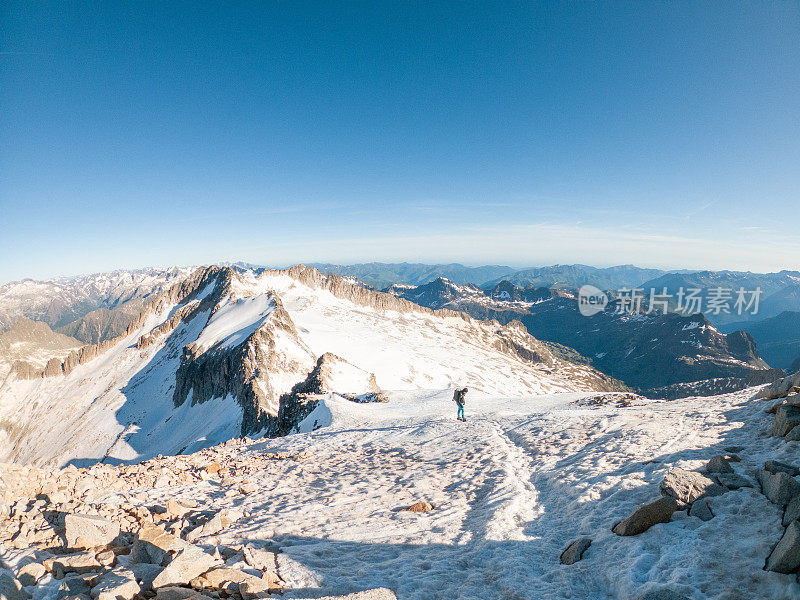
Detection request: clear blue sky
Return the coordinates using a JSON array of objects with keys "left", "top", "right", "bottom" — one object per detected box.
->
[{"left": 2, "top": 1, "right": 799, "bottom": 282}]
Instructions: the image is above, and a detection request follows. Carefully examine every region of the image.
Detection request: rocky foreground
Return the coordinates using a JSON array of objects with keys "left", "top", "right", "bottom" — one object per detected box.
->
[
  {"left": 2, "top": 381, "right": 800, "bottom": 599},
  {"left": 0, "top": 442, "right": 394, "bottom": 600}
]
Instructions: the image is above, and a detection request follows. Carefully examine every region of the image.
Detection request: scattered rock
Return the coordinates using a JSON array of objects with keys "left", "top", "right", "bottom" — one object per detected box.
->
[
  {"left": 150, "top": 546, "right": 221, "bottom": 588},
  {"left": 164, "top": 499, "right": 191, "bottom": 520},
  {"left": 131, "top": 524, "right": 187, "bottom": 565},
  {"left": 403, "top": 502, "right": 433, "bottom": 513},
  {"left": 184, "top": 510, "right": 234, "bottom": 543},
  {"left": 612, "top": 497, "right": 678, "bottom": 536},
  {"left": 713, "top": 473, "right": 753, "bottom": 490},
  {"left": 238, "top": 579, "right": 273, "bottom": 600},
  {"left": 636, "top": 591, "right": 687, "bottom": 600},
  {"left": 155, "top": 586, "right": 213, "bottom": 600},
  {"left": 785, "top": 425, "right": 800, "bottom": 441},
  {"left": 0, "top": 571, "right": 30, "bottom": 600},
  {"left": 17, "top": 563, "right": 46, "bottom": 587},
  {"left": 130, "top": 563, "right": 163, "bottom": 592},
  {"left": 90, "top": 569, "right": 140, "bottom": 600},
  {"left": 764, "top": 460, "right": 800, "bottom": 476},
  {"left": 771, "top": 405, "right": 800, "bottom": 437},
  {"left": 560, "top": 538, "right": 591, "bottom": 564},
  {"left": 765, "top": 521, "right": 800, "bottom": 573},
  {"left": 688, "top": 498, "right": 714, "bottom": 521},
  {"left": 65, "top": 514, "right": 120, "bottom": 549},
  {"left": 705, "top": 456, "right": 733, "bottom": 474},
  {"left": 49, "top": 551, "right": 102, "bottom": 576},
  {"left": 315, "top": 590, "right": 397, "bottom": 600},
  {"left": 783, "top": 495, "right": 800, "bottom": 527},
  {"left": 199, "top": 566, "right": 280, "bottom": 594},
  {"left": 757, "top": 469, "right": 800, "bottom": 505},
  {"left": 724, "top": 446, "right": 745, "bottom": 453},
  {"left": 659, "top": 468, "right": 726, "bottom": 507}
]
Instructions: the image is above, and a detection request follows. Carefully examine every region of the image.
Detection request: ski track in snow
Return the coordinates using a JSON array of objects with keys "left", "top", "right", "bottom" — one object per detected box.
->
[{"left": 81, "top": 388, "right": 799, "bottom": 600}]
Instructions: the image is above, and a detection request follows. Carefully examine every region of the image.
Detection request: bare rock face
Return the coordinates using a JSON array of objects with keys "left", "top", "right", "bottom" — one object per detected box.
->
[
  {"left": 198, "top": 567, "right": 275, "bottom": 594},
  {"left": 560, "top": 538, "right": 592, "bottom": 564},
  {"left": 757, "top": 370, "right": 800, "bottom": 401},
  {"left": 764, "top": 460, "right": 799, "bottom": 476},
  {"left": 612, "top": 497, "right": 678, "bottom": 536},
  {"left": 65, "top": 514, "right": 120, "bottom": 549},
  {"left": 765, "top": 521, "right": 800, "bottom": 573},
  {"left": 274, "top": 353, "right": 379, "bottom": 437},
  {"left": 171, "top": 277, "right": 317, "bottom": 437},
  {"left": 659, "top": 469, "right": 726, "bottom": 507}
]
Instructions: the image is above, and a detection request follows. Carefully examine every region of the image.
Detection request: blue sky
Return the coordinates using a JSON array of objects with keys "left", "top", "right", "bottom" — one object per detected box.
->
[{"left": 2, "top": 1, "right": 799, "bottom": 282}]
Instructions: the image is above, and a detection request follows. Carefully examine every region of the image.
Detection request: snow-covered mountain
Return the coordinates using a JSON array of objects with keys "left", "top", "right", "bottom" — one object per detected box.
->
[
  {"left": 0, "top": 268, "right": 193, "bottom": 336},
  {"left": 0, "top": 319, "right": 82, "bottom": 382},
  {"left": 388, "top": 277, "right": 778, "bottom": 395},
  {"left": 0, "top": 265, "right": 623, "bottom": 467}
]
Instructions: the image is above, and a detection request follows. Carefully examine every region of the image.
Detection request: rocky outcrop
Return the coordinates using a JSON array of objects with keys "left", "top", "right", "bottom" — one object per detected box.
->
[
  {"left": 172, "top": 290, "right": 316, "bottom": 436},
  {"left": 273, "top": 353, "right": 379, "bottom": 437}
]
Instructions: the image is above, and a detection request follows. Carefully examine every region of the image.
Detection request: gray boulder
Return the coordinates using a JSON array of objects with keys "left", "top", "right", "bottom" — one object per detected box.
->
[
  {"left": 65, "top": 514, "right": 120, "bottom": 549},
  {"left": 765, "top": 460, "right": 800, "bottom": 476},
  {"left": 636, "top": 591, "right": 687, "bottom": 600},
  {"left": 757, "top": 469, "right": 800, "bottom": 505},
  {"left": 560, "top": 538, "right": 591, "bottom": 565},
  {"left": 90, "top": 569, "right": 140, "bottom": 600},
  {"left": 0, "top": 571, "right": 29, "bottom": 600},
  {"left": 765, "top": 521, "right": 800, "bottom": 573},
  {"left": 659, "top": 468, "right": 726, "bottom": 507},
  {"left": 316, "top": 590, "right": 397, "bottom": 600},
  {"left": 613, "top": 497, "right": 678, "bottom": 536},
  {"left": 131, "top": 524, "right": 186, "bottom": 565},
  {"left": 705, "top": 456, "right": 733, "bottom": 474},
  {"left": 688, "top": 498, "right": 713, "bottom": 521},
  {"left": 713, "top": 473, "right": 752, "bottom": 490},
  {"left": 785, "top": 425, "right": 800, "bottom": 441},
  {"left": 184, "top": 510, "right": 234, "bottom": 543},
  {"left": 771, "top": 405, "right": 800, "bottom": 437},
  {"left": 783, "top": 495, "right": 800, "bottom": 527},
  {"left": 150, "top": 546, "right": 220, "bottom": 588}
]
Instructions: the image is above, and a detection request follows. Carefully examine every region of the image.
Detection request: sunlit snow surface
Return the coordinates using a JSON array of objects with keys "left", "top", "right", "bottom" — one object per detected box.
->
[{"left": 108, "top": 389, "right": 797, "bottom": 599}]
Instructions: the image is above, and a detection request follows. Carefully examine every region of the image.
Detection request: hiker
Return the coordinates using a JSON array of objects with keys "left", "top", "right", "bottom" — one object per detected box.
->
[{"left": 453, "top": 387, "right": 468, "bottom": 421}]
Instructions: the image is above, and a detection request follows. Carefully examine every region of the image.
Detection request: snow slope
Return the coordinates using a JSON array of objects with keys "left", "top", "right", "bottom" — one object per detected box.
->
[
  {"left": 0, "top": 266, "right": 619, "bottom": 467},
  {"left": 23, "top": 386, "right": 793, "bottom": 600}
]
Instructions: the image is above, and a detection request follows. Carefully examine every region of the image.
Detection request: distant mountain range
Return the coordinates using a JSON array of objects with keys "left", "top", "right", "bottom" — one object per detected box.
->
[
  {"left": 722, "top": 311, "right": 800, "bottom": 370},
  {"left": 308, "top": 262, "right": 517, "bottom": 289},
  {"left": 386, "top": 277, "right": 781, "bottom": 395}
]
